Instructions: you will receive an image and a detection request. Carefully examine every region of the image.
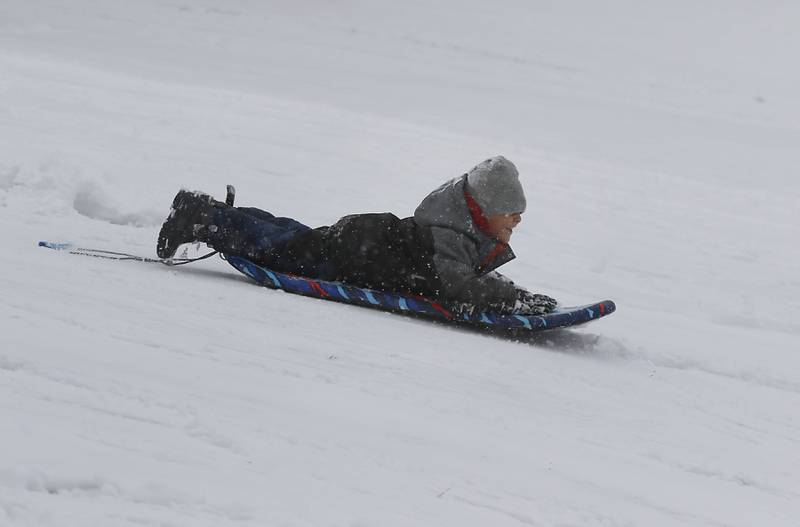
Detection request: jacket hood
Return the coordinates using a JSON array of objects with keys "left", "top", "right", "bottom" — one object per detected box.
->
[
  {"left": 414, "top": 175, "right": 478, "bottom": 237},
  {"left": 414, "top": 174, "right": 515, "bottom": 274}
]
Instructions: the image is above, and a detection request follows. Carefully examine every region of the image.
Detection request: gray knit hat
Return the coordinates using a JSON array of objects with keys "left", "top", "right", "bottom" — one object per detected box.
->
[{"left": 465, "top": 156, "right": 526, "bottom": 216}]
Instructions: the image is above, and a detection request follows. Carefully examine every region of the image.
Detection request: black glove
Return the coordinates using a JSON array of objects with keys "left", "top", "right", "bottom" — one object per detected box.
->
[{"left": 514, "top": 289, "right": 557, "bottom": 315}]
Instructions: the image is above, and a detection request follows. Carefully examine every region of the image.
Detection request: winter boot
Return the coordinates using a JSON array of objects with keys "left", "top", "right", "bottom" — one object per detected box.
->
[{"left": 156, "top": 190, "right": 225, "bottom": 259}]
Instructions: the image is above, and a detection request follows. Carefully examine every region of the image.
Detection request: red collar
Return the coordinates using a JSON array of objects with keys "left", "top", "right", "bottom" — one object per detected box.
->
[
  {"left": 463, "top": 187, "right": 492, "bottom": 235},
  {"left": 464, "top": 187, "right": 509, "bottom": 272}
]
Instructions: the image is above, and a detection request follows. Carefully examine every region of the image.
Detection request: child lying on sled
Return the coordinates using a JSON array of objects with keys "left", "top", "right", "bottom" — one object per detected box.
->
[{"left": 156, "top": 156, "right": 556, "bottom": 315}]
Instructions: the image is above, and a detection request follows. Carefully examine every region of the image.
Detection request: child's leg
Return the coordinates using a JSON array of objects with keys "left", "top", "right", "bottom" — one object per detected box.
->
[
  {"left": 206, "top": 207, "right": 311, "bottom": 267},
  {"left": 236, "top": 207, "right": 310, "bottom": 232}
]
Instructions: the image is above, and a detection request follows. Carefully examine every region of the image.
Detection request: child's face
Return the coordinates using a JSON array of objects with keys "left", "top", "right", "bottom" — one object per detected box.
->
[{"left": 486, "top": 212, "right": 522, "bottom": 244}]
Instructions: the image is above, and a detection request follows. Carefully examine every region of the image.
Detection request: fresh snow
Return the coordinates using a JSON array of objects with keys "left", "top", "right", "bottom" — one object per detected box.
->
[{"left": 1, "top": 1, "right": 799, "bottom": 525}]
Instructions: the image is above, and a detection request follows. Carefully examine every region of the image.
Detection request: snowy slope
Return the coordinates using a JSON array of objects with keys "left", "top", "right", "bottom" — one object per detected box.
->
[{"left": 1, "top": 1, "right": 799, "bottom": 525}]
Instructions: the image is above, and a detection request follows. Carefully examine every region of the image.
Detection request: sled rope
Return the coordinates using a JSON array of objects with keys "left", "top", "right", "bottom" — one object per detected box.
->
[{"left": 38, "top": 241, "right": 219, "bottom": 266}]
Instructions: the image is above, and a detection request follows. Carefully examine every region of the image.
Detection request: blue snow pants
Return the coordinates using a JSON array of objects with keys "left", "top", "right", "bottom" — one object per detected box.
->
[{"left": 210, "top": 206, "right": 320, "bottom": 274}]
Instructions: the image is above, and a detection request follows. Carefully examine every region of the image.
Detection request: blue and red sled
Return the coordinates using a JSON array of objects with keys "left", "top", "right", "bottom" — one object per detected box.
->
[
  {"left": 38, "top": 241, "right": 615, "bottom": 331},
  {"left": 225, "top": 255, "right": 615, "bottom": 332}
]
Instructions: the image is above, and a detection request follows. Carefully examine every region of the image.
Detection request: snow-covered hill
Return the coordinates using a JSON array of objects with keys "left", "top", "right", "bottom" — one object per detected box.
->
[{"left": 1, "top": 1, "right": 798, "bottom": 525}]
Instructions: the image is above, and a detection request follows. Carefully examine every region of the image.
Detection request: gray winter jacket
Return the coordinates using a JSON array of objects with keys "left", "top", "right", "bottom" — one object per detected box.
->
[{"left": 414, "top": 174, "right": 519, "bottom": 309}]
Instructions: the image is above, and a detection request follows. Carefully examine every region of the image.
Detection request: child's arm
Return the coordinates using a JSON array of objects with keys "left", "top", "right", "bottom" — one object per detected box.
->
[
  {"left": 431, "top": 249, "right": 519, "bottom": 310},
  {"left": 430, "top": 237, "right": 556, "bottom": 313}
]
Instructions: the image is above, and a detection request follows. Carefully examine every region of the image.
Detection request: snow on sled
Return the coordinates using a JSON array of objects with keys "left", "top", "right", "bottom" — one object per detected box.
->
[{"left": 225, "top": 255, "right": 615, "bottom": 332}]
